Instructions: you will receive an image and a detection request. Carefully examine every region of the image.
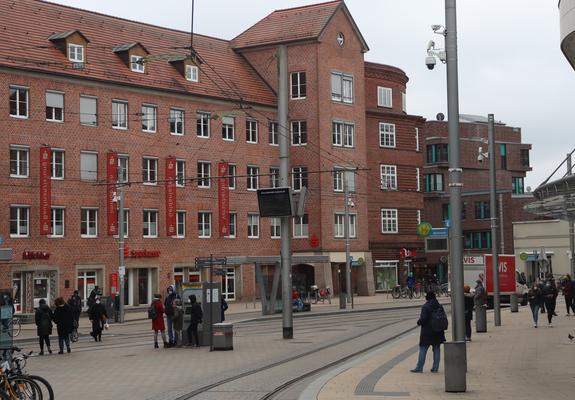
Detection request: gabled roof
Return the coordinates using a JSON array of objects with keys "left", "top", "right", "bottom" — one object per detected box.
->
[
  {"left": 48, "top": 29, "right": 90, "bottom": 43},
  {"left": 231, "top": 0, "right": 369, "bottom": 52},
  {"left": 112, "top": 42, "right": 148, "bottom": 54}
]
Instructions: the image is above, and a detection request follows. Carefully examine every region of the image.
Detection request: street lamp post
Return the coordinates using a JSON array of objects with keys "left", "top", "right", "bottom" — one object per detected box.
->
[{"left": 487, "top": 115, "right": 501, "bottom": 326}]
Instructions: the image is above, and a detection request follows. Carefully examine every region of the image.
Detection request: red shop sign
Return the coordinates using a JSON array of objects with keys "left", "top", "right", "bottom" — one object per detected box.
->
[
  {"left": 23, "top": 251, "right": 50, "bottom": 260},
  {"left": 485, "top": 254, "right": 516, "bottom": 294},
  {"left": 400, "top": 248, "right": 417, "bottom": 258},
  {"left": 128, "top": 249, "right": 161, "bottom": 258}
]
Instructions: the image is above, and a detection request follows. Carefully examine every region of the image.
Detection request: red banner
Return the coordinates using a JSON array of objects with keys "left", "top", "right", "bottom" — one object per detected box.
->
[
  {"left": 218, "top": 162, "right": 229, "bottom": 237},
  {"left": 107, "top": 152, "right": 118, "bottom": 235},
  {"left": 110, "top": 273, "right": 119, "bottom": 295},
  {"left": 485, "top": 254, "right": 516, "bottom": 294},
  {"left": 39, "top": 147, "right": 52, "bottom": 235},
  {"left": 165, "top": 157, "right": 177, "bottom": 236}
]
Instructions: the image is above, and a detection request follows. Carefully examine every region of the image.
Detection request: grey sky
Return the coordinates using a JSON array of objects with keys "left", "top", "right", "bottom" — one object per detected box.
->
[{"left": 50, "top": 0, "right": 575, "bottom": 189}]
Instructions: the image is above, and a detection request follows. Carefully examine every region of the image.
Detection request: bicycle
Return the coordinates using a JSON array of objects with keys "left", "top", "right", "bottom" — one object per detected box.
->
[
  {"left": 0, "top": 360, "right": 43, "bottom": 400},
  {"left": 9, "top": 347, "right": 54, "bottom": 400},
  {"left": 2, "top": 319, "right": 21, "bottom": 338}
]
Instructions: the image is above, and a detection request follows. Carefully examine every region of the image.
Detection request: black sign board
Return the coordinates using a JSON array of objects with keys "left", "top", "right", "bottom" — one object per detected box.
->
[
  {"left": 195, "top": 257, "right": 227, "bottom": 268},
  {"left": 257, "top": 187, "right": 292, "bottom": 217}
]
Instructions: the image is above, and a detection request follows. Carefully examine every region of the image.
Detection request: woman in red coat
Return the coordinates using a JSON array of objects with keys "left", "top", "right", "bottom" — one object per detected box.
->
[{"left": 151, "top": 294, "right": 168, "bottom": 348}]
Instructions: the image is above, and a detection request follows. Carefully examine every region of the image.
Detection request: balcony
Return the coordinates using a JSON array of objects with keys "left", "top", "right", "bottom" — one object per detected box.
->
[{"left": 560, "top": 0, "right": 575, "bottom": 70}]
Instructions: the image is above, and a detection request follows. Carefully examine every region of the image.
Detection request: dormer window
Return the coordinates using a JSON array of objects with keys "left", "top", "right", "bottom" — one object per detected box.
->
[
  {"left": 113, "top": 43, "right": 149, "bottom": 73},
  {"left": 131, "top": 55, "right": 145, "bottom": 73},
  {"left": 68, "top": 44, "right": 84, "bottom": 63},
  {"left": 186, "top": 65, "right": 198, "bottom": 82}
]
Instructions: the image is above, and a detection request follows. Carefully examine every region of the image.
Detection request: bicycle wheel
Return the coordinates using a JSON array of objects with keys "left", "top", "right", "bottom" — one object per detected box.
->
[
  {"left": 10, "top": 376, "right": 43, "bottom": 399},
  {"left": 414, "top": 287, "right": 422, "bottom": 299},
  {"left": 391, "top": 287, "right": 401, "bottom": 299},
  {"left": 11, "top": 319, "right": 21, "bottom": 337},
  {"left": 400, "top": 288, "right": 408, "bottom": 299},
  {"left": 26, "top": 376, "right": 53, "bottom": 400}
]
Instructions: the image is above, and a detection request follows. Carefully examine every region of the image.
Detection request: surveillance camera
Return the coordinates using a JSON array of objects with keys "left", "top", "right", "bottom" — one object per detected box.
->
[
  {"left": 427, "top": 40, "right": 435, "bottom": 51},
  {"left": 426, "top": 55, "right": 436, "bottom": 70},
  {"left": 477, "top": 153, "right": 484, "bottom": 163},
  {"left": 431, "top": 24, "right": 442, "bottom": 32}
]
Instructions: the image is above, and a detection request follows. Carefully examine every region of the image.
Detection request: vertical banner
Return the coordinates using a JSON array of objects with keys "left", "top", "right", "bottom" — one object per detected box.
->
[
  {"left": 39, "top": 147, "right": 52, "bottom": 235},
  {"left": 107, "top": 152, "right": 118, "bottom": 236},
  {"left": 110, "top": 273, "right": 119, "bottom": 295},
  {"left": 165, "top": 157, "right": 177, "bottom": 236},
  {"left": 218, "top": 161, "right": 229, "bottom": 237},
  {"left": 485, "top": 254, "right": 516, "bottom": 294}
]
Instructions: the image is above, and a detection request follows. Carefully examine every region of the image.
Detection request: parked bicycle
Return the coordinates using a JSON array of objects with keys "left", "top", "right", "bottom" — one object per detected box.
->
[
  {"left": 9, "top": 347, "right": 53, "bottom": 400},
  {"left": 7, "top": 318, "right": 21, "bottom": 338},
  {"left": 391, "top": 285, "right": 421, "bottom": 299},
  {"left": 310, "top": 286, "right": 331, "bottom": 304}
]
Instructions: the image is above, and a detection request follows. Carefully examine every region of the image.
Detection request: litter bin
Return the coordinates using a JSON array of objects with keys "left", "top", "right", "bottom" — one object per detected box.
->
[
  {"left": 212, "top": 323, "right": 233, "bottom": 350},
  {"left": 475, "top": 305, "right": 487, "bottom": 333}
]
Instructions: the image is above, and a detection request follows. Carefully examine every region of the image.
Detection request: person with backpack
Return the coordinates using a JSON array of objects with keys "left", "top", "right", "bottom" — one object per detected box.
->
[
  {"left": 463, "top": 285, "right": 474, "bottom": 341},
  {"left": 150, "top": 294, "right": 168, "bottom": 348},
  {"left": 35, "top": 298, "right": 53, "bottom": 355},
  {"left": 187, "top": 294, "right": 203, "bottom": 347},
  {"left": 411, "top": 291, "right": 446, "bottom": 373},
  {"left": 164, "top": 285, "right": 179, "bottom": 347},
  {"left": 528, "top": 281, "right": 544, "bottom": 328},
  {"left": 543, "top": 280, "right": 558, "bottom": 327}
]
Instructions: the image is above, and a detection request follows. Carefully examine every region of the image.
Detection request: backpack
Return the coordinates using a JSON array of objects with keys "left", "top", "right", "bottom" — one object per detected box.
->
[
  {"left": 431, "top": 305, "right": 448, "bottom": 332},
  {"left": 147, "top": 302, "right": 157, "bottom": 320}
]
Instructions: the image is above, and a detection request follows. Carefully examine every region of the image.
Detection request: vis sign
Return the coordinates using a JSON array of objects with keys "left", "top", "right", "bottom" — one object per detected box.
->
[
  {"left": 485, "top": 254, "right": 516, "bottom": 294},
  {"left": 463, "top": 255, "right": 484, "bottom": 266}
]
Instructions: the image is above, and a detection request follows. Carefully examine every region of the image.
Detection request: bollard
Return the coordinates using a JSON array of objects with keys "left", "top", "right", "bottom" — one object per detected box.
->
[
  {"left": 339, "top": 291, "right": 346, "bottom": 309},
  {"left": 510, "top": 294, "right": 519, "bottom": 312},
  {"left": 475, "top": 305, "right": 487, "bottom": 332},
  {"left": 444, "top": 341, "right": 467, "bottom": 392}
]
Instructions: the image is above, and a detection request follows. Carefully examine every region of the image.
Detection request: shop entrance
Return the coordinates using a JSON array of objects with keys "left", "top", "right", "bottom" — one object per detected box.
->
[
  {"left": 77, "top": 271, "right": 97, "bottom": 309},
  {"left": 222, "top": 268, "right": 235, "bottom": 300}
]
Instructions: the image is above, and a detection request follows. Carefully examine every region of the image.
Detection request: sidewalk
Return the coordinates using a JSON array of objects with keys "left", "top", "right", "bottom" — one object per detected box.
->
[{"left": 306, "top": 307, "right": 575, "bottom": 400}]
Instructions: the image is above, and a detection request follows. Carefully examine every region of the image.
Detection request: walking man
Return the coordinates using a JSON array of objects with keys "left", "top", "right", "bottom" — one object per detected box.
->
[
  {"left": 187, "top": 294, "right": 203, "bottom": 347},
  {"left": 164, "top": 285, "right": 179, "bottom": 347},
  {"left": 411, "top": 292, "right": 446, "bottom": 373}
]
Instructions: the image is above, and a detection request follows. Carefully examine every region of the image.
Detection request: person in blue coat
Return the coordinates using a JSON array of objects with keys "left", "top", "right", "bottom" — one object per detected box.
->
[{"left": 411, "top": 291, "right": 446, "bottom": 373}]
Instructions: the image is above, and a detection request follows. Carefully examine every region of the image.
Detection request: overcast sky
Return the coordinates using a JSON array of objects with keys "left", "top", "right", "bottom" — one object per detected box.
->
[{"left": 50, "top": 0, "right": 575, "bottom": 189}]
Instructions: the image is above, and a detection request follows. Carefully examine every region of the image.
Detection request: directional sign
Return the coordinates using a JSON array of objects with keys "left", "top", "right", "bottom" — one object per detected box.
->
[
  {"left": 195, "top": 257, "right": 227, "bottom": 268},
  {"left": 430, "top": 227, "right": 449, "bottom": 238}
]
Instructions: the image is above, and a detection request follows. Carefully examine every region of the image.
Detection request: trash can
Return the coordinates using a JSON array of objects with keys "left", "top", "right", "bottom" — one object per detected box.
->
[
  {"left": 212, "top": 323, "right": 233, "bottom": 350},
  {"left": 510, "top": 294, "right": 519, "bottom": 312},
  {"left": 475, "top": 305, "right": 487, "bottom": 333},
  {"left": 444, "top": 341, "right": 467, "bottom": 392}
]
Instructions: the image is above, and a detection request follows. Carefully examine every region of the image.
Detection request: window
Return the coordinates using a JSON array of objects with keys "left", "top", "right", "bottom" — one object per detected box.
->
[
  {"left": 291, "top": 121, "right": 307, "bottom": 145},
  {"left": 377, "top": 86, "right": 392, "bottom": 108},
  {"left": 176, "top": 211, "right": 186, "bottom": 238},
  {"left": 9, "top": 147, "right": 29, "bottom": 178},
  {"left": 222, "top": 116, "right": 235, "bottom": 140},
  {"left": 130, "top": 55, "right": 145, "bottom": 73},
  {"left": 248, "top": 214, "right": 260, "bottom": 238},
  {"left": 381, "top": 208, "right": 398, "bottom": 233},
  {"left": 198, "top": 212, "right": 212, "bottom": 238},
  {"left": 292, "top": 167, "right": 308, "bottom": 191},
  {"left": 333, "top": 168, "right": 343, "bottom": 192},
  {"left": 9, "top": 87, "right": 28, "bottom": 118},
  {"left": 402, "top": 92, "right": 406, "bottom": 112},
  {"left": 270, "top": 167, "right": 280, "bottom": 188},
  {"left": 247, "top": 166, "right": 259, "bottom": 191},
  {"left": 474, "top": 202, "right": 490, "bottom": 220},
  {"left": 143, "top": 210, "right": 158, "bottom": 238},
  {"left": 80, "top": 152, "right": 98, "bottom": 181},
  {"left": 332, "top": 122, "right": 354, "bottom": 147},
  {"left": 197, "top": 162, "right": 211, "bottom": 188},
  {"left": 426, "top": 144, "right": 449, "bottom": 163},
  {"left": 228, "top": 164, "right": 236, "bottom": 190},
  {"left": 246, "top": 120, "right": 258, "bottom": 143},
  {"left": 380, "top": 165, "right": 397, "bottom": 190},
  {"left": 379, "top": 123, "right": 396, "bottom": 148},
  {"left": 334, "top": 213, "right": 357, "bottom": 238},
  {"left": 343, "top": 123, "right": 354, "bottom": 147},
  {"left": 500, "top": 144, "right": 507, "bottom": 170},
  {"left": 81, "top": 208, "right": 98, "bottom": 237},
  {"left": 46, "top": 91, "right": 64, "bottom": 122},
  {"left": 417, "top": 210, "right": 421, "bottom": 225},
  {"left": 169, "top": 108, "right": 184, "bottom": 135},
  {"left": 415, "top": 128, "right": 420, "bottom": 151},
  {"left": 142, "top": 157, "right": 158, "bottom": 185},
  {"left": 269, "top": 122, "right": 279, "bottom": 145},
  {"left": 112, "top": 100, "right": 128, "bottom": 129},
  {"left": 141, "top": 104, "right": 157, "bottom": 133},
  {"left": 197, "top": 112, "right": 210, "bottom": 138},
  {"left": 331, "top": 72, "right": 353, "bottom": 103},
  {"left": 51, "top": 149, "right": 64, "bottom": 179},
  {"left": 118, "top": 155, "right": 129, "bottom": 183},
  {"left": 512, "top": 177, "right": 524, "bottom": 194},
  {"left": 425, "top": 174, "right": 444, "bottom": 192},
  {"left": 293, "top": 214, "right": 309, "bottom": 238},
  {"left": 80, "top": 96, "right": 97, "bottom": 126},
  {"left": 270, "top": 217, "right": 281, "bottom": 239},
  {"left": 520, "top": 149, "right": 530, "bottom": 168},
  {"left": 10, "top": 206, "right": 29, "bottom": 237},
  {"left": 51, "top": 207, "right": 65, "bottom": 237},
  {"left": 464, "top": 231, "right": 492, "bottom": 249},
  {"left": 186, "top": 65, "right": 198, "bottom": 82},
  {"left": 416, "top": 168, "right": 420, "bottom": 192},
  {"left": 68, "top": 43, "right": 84, "bottom": 63},
  {"left": 176, "top": 160, "right": 186, "bottom": 187},
  {"left": 227, "top": 213, "right": 237, "bottom": 238},
  {"left": 290, "top": 72, "right": 306, "bottom": 99},
  {"left": 332, "top": 121, "right": 342, "bottom": 146}
]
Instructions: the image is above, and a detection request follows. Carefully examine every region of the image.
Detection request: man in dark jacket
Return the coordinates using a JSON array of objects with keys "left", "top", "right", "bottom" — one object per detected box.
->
[
  {"left": 411, "top": 291, "right": 446, "bottom": 373},
  {"left": 88, "top": 296, "right": 108, "bottom": 342},
  {"left": 68, "top": 290, "right": 82, "bottom": 326},
  {"left": 52, "top": 297, "right": 74, "bottom": 354},
  {"left": 164, "top": 285, "right": 179, "bottom": 347},
  {"left": 35, "top": 298, "right": 53, "bottom": 355},
  {"left": 187, "top": 294, "right": 203, "bottom": 347}
]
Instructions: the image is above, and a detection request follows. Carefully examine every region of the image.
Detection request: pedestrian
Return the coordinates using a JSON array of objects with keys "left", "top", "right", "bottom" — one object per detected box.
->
[
  {"left": 87, "top": 286, "right": 100, "bottom": 308},
  {"left": 164, "top": 285, "right": 179, "bottom": 347},
  {"left": 561, "top": 274, "right": 573, "bottom": 316},
  {"left": 474, "top": 279, "right": 486, "bottom": 308},
  {"left": 34, "top": 299, "right": 53, "bottom": 355},
  {"left": 410, "top": 292, "right": 446, "bottom": 373},
  {"left": 52, "top": 297, "right": 74, "bottom": 354},
  {"left": 542, "top": 280, "right": 558, "bottom": 327},
  {"left": 406, "top": 273, "right": 416, "bottom": 299},
  {"left": 151, "top": 294, "right": 168, "bottom": 348},
  {"left": 186, "top": 294, "right": 203, "bottom": 348},
  {"left": 68, "top": 290, "right": 82, "bottom": 340},
  {"left": 528, "top": 282, "right": 544, "bottom": 328},
  {"left": 221, "top": 295, "right": 228, "bottom": 322},
  {"left": 88, "top": 296, "right": 108, "bottom": 342},
  {"left": 173, "top": 299, "right": 184, "bottom": 347},
  {"left": 464, "top": 285, "right": 474, "bottom": 341}
]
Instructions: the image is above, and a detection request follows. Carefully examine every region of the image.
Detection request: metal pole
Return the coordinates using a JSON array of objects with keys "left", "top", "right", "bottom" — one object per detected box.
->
[
  {"left": 209, "top": 253, "right": 213, "bottom": 350},
  {"left": 567, "top": 155, "right": 575, "bottom": 278},
  {"left": 118, "top": 184, "right": 125, "bottom": 323},
  {"left": 344, "top": 170, "right": 351, "bottom": 305},
  {"left": 499, "top": 193, "right": 505, "bottom": 255},
  {"left": 488, "top": 114, "right": 501, "bottom": 326},
  {"left": 278, "top": 45, "right": 293, "bottom": 339}
]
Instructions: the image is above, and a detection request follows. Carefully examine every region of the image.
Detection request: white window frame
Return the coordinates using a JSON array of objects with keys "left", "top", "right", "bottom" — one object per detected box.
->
[
  {"left": 332, "top": 121, "right": 342, "bottom": 146},
  {"left": 81, "top": 208, "right": 98, "bottom": 238},
  {"left": 402, "top": 92, "right": 406, "bottom": 112},
  {"left": 197, "top": 112, "right": 210, "bottom": 138},
  {"left": 130, "top": 55, "right": 145, "bottom": 73},
  {"left": 381, "top": 208, "right": 398, "bottom": 234},
  {"left": 143, "top": 209, "right": 158, "bottom": 238},
  {"left": 377, "top": 86, "right": 392, "bottom": 108},
  {"left": 331, "top": 72, "right": 354, "bottom": 104},
  {"left": 186, "top": 65, "right": 199, "bottom": 82},
  {"left": 118, "top": 155, "right": 129, "bottom": 183},
  {"left": 292, "top": 167, "right": 307, "bottom": 192},
  {"left": 417, "top": 210, "right": 422, "bottom": 225},
  {"left": 291, "top": 121, "right": 307, "bottom": 146},
  {"left": 46, "top": 91, "right": 64, "bottom": 122},
  {"left": 198, "top": 212, "right": 212, "bottom": 238},
  {"left": 333, "top": 168, "right": 343, "bottom": 192},
  {"left": 269, "top": 121, "right": 279, "bottom": 146},
  {"left": 68, "top": 43, "right": 84, "bottom": 63},
  {"left": 270, "top": 167, "right": 280, "bottom": 188},
  {"left": 270, "top": 217, "right": 281, "bottom": 239},
  {"left": 334, "top": 213, "right": 356, "bottom": 239},
  {"left": 9, "top": 205, "right": 29, "bottom": 238},
  {"left": 142, "top": 157, "right": 158, "bottom": 185},
  {"left": 227, "top": 213, "right": 237, "bottom": 239},
  {"left": 246, "top": 119, "right": 258, "bottom": 144},
  {"left": 247, "top": 214, "right": 260, "bottom": 239},
  {"left": 50, "top": 207, "right": 65, "bottom": 238},
  {"left": 80, "top": 151, "right": 98, "bottom": 182},
  {"left": 197, "top": 161, "right": 211, "bottom": 188},
  {"left": 9, "top": 86, "right": 29, "bottom": 119},
  {"left": 9, "top": 146, "right": 29, "bottom": 178},
  {"left": 415, "top": 127, "right": 420, "bottom": 151},
  {"left": 416, "top": 167, "right": 421, "bottom": 191},
  {"left": 51, "top": 149, "right": 65, "bottom": 180},
  {"left": 169, "top": 108, "right": 185, "bottom": 136},
  {"left": 141, "top": 104, "right": 157, "bottom": 133},
  {"left": 343, "top": 123, "right": 354, "bottom": 148},
  {"left": 112, "top": 100, "right": 128, "bottom": 130},
  {"left": 247, "top": 166, "right": 259, "bottom": 191},
  {"left": 114, "top": 209, "right": 129, "bottom": 238},
  {"left": 228, "top": 164, "right": 236, "bottom": 190},
  {"left": 380, "top": 164, "right": 397, "bottom": 190},
  {"left": 379, "top": 123, "right": 396, "bottom": 148},
  {"left": 290, "top": 71, "right": 306, "bottom": 100},
  {"left": 176, "top": 211, "right": 186, "bottom": 238},
  {"left": 222, "top": 116, "right": 235, "bottom": 141},
  {"left": 293, "top": 214, "right": 309, "bottom": 238},
  {"left": 176, "top": 159, "right": 186, "bottom": 187},
  {"left": 80, "top": 95, "right": 97, "bottom": 126}
]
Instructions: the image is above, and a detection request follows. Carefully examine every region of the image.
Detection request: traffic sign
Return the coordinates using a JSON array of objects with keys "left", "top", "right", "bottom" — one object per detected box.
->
[
  {"left": 195, "top": 257, "right": 227, "bottom": 268},
  {"left": 430, "top": 227, "right": 449, "bottom": 237},
  {"left": 416, "top": 222, "right": 433, "bottom": 237}
]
